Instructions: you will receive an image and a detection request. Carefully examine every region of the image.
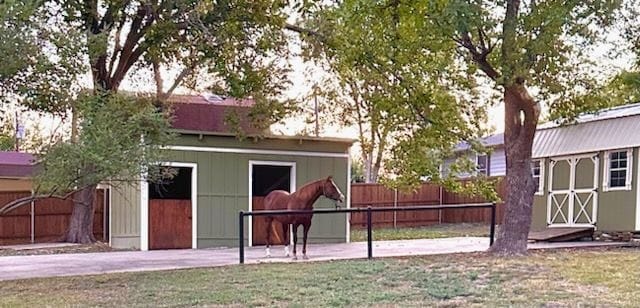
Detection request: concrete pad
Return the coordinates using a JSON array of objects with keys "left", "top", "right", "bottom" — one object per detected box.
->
[{"left": 0, "top": 237, "right": 632, "bottom": 282}]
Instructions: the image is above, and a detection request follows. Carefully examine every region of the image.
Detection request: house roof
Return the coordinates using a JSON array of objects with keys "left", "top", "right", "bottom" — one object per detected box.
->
[
  {"left": 533, "top": 102, "right": 640, "bottom": 158},
  {"left": 167, "top": 94, "right": 262, "bottom": 135},
  {"left": 454, "top": 133, "right": 504, "bottom": 152},
  {"left": 0, "top": 151, "right": 37, "bottom": 178}
]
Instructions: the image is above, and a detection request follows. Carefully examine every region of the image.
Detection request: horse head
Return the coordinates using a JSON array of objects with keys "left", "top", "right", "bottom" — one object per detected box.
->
[{"left": 322, "top": 176, "right": 345, "bottom": 205}]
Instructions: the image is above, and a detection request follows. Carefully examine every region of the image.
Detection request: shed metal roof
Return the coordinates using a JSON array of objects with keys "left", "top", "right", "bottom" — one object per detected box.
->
[{"left": 533, "top": 103, "right": 640, "bottom": 158}]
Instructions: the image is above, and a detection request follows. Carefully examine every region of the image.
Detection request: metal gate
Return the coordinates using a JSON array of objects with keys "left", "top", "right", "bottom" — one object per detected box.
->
[{"left": 547, "top": 154, "right": 599, "bottom": 227}]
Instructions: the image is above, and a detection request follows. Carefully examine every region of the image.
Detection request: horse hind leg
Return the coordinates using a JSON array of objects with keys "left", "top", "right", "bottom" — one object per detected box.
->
[
  {"left": 265, "top": 217, "right": 273, "bottom": 257},
  {"left": 282, "top": 222, "right": 290, "bottom": 257},
  {"left": 302, "top": 222, "right": 311, "bottom": 260}
]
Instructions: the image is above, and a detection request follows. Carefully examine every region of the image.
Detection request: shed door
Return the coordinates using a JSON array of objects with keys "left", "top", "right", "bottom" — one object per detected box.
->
[
  {"left": 149, "top": 167, "right": 192, "bottom": 249},
  {"left": 547, "top": 155, "right": 599, "bottom": 227}
]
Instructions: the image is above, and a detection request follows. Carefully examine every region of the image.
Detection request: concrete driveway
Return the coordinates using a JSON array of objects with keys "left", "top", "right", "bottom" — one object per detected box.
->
[{"left": 0, "top": 237, "right": 629, "bottom": 281}]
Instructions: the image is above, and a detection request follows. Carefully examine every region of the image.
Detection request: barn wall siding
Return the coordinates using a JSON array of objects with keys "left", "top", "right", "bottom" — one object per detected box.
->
[
  {"left": 166, "top": 145, "right": 349, "bottom": 249},
  {"left": 110, "top": 182, "right": 141, "bottom": 248},
  {"left": 173, "top": 134, "right": 351, "bottom": 153}
]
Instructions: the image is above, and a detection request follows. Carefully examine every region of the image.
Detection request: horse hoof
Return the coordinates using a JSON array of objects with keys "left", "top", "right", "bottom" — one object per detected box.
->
[
  {"left": 292, "top": 256, "right": 297, "bottom": 260},
  {"left": 303, "top": 255, "right": 309, "bottom": 260}
]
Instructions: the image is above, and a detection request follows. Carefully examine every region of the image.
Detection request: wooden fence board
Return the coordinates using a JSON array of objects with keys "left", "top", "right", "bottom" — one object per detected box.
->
[
  {"left": 351, "top": 179, "right": 506, "bottom": 228},
  {"left": 0, "top": 189, "right": 108, "bottom": 245}
]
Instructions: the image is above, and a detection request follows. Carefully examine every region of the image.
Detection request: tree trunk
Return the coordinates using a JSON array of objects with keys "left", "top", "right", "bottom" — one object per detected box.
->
[
  {"left": 489, "top": 84, "right": 538, "bottom": 255},
  {"left": 61, "top": 185, "right": 97, "bottom": 244}
]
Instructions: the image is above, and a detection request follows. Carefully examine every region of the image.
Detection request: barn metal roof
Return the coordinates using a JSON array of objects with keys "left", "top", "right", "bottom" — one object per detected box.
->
[{"left": 533, "top": 103, "right": 640, "bottom": 158}]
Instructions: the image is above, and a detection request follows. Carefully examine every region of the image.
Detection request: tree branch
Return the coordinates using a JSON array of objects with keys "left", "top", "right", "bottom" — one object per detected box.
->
[
  {"left": 454, "top": 30, "right": 500, "bottom": 80},
  {"left": 285, "top": 23, "right": 323, "bottom": 39},
  {"left": 0, "top": 189, "right": 80, "bottom": 215}
]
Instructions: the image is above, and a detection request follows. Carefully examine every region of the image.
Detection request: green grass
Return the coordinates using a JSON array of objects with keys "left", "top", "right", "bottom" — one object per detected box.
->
[
  {"left": 350, "top": 223, "right": 491, "bottom": 242},
  {"left": 1, "top": 247, "right": 639, "bottom": 307}
]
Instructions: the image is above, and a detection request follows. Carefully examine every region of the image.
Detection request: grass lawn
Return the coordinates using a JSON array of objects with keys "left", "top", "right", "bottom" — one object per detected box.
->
[
  {"left": 1, "top": 247, "right": 639, "bottom": 307},
  {"left": 351, "top": 223, "right": 492, "bottom": 242}
]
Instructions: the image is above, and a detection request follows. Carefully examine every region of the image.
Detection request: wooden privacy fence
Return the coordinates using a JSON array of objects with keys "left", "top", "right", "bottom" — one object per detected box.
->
[
  {"left": 0, "top": 190, "right": 109, "bottom": 245},
  {"left": 350, "top": 180, "right": 506, "bottom": 228}
]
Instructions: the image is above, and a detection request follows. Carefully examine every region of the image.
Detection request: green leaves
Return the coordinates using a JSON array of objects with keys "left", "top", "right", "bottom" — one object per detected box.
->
[{"left": 35, "top": 93, "right": 174, "bottom": 193}]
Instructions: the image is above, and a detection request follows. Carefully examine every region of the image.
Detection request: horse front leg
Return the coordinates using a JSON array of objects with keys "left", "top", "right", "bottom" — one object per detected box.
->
[
  {"left": 265, "top": 217, "right": 272, "bottom": 257},
  {"left": 292, "top": 223, "right": 299, "bottom": 260},
  {"left": 302, "top": 222, "right": 311, "bottom": 260}
]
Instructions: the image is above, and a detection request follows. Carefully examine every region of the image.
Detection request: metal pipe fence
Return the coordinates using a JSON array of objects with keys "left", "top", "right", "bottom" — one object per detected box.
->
[{"left": 238, "top": 202, "right": 497, "bottom": 264}]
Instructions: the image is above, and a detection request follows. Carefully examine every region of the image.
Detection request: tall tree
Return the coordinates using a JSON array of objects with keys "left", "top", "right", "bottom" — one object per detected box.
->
[
  {"left": 298, "top": 0, "right": 621, "bottom": 254},
  {"left": 300, "top": 1, "right": 489, "bottom": 185},
  {"left": 0, "top": 0, "right": 297, "bottom": 243}
]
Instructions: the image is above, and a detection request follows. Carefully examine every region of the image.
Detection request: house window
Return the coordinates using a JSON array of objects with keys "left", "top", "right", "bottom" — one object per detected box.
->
[
  {"left": 476, "top": 154, "right": 489, "bottom": 175},
  {"left": 604, "top": 149, "right": 633, "bottom": 191},
  {"left": 531, "top": 160, "right": 543, "bottom": 195}
]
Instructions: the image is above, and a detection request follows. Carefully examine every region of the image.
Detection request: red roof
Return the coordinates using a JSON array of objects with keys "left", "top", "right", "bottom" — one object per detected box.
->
[
  {"left": 0, "top": 151, "right": 37, "bottom": 178},
  {"left": 167, "top": 94, "right": 262, "bottom": 134}
]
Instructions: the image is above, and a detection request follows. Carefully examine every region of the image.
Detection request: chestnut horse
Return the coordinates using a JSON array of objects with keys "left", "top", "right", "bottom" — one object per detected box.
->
[{"left": 263, "top": 176, "right": 345, "bottom": 260}]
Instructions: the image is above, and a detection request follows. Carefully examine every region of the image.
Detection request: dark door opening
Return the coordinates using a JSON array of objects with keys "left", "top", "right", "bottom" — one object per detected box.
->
[
  {"left": 148, "top": 166, "right": 192, "bottom": 250},
  {"left": 252, "top": 164, "right": 292, "bottom": 245}
]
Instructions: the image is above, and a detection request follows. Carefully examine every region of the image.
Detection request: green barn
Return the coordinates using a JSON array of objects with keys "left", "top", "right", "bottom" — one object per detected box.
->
[
  {"left": 531, "top": 103, "right": 640, "bottom": 233},
  {"left": 109, "top": 95, "right": 353, "bottom": 250}
]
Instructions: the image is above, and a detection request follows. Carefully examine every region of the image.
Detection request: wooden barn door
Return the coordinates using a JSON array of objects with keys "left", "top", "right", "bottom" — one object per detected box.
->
[
  {"left": 250, "top": 163, "right": 294, "bottom": 246},
  {"left": 148, "top": 166, "right": 193, "bottom": 250},
  {"left": 251, "top": 197, "right": 286, "bottom": 246}
]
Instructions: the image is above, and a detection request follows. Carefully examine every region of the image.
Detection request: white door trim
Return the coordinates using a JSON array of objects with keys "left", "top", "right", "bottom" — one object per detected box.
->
[
  {"left": 168, "top": 145, "right": 349, "bottom": 158},
  {"left": 140, "top": 162, "right": 198, "bottom": 251},
  {"left": 248, "top": 160, "right": 296, "bottom": 247}
]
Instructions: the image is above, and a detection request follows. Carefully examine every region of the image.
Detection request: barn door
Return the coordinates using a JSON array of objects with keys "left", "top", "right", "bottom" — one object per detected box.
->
[
  {"left": 148, "top": 166, "right": 193, "bottom": 250},
  {"left": 547, "top": 155, "right": 599, "bottom": 227}
]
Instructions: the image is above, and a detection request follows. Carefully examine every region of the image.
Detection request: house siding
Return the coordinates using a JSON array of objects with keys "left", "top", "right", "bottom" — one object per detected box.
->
[{"left": 489, "top": 148, "right": 506, "bottom": 176}]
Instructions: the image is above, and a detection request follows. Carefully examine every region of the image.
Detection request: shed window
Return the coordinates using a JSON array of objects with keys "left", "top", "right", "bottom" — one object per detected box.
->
[
  {"left": 476, "top": 154, "right": 489, "bottom": 175},
  {"left": 531, "top": 160, "right": 543, "bottom": 194},
  {"left": 604, "top": 149, "right": 633, "bottom": 191}
]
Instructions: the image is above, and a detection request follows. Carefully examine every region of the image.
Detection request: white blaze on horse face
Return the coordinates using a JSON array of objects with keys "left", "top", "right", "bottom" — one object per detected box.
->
[{"left": 331, "top": 180, "right": 345, "bottom": 203}]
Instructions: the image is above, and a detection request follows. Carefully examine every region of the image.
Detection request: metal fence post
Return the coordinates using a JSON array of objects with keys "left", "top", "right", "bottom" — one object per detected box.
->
[
  {"left": 367, "top": 206, "right": 373, "bottom": 260},
  {"left": 239, "top": 211, "right": 245, "bottom": 264},
  {"left": 490, "top": 202, "right": 496, "bottom": 246}
]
